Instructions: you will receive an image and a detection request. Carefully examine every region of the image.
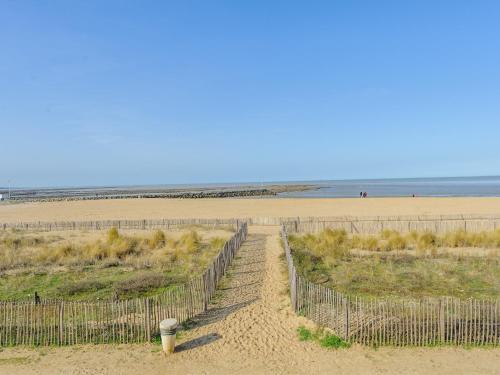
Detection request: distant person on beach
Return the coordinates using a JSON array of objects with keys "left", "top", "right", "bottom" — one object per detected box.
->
[
  {"left": 360, "top": 192, "right": 363, "bottom": 198},
  {"left": 363, "top": 192, "right": 367, "bottom": 198}
]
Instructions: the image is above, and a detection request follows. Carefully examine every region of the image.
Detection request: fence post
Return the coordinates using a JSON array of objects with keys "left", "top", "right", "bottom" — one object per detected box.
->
[
  {"left": 58, "top": 302, "right": 64, "bottom": 345},
  {"left": 439, "top": 299, "right": 445, "bottom": 343},
  {"left": 344, "top": 297, "right": 350, "bottom": 340},
  {"left": 203, "top": 272, "right": 209, "bottom": 311},
  {"left": 145, "top": 298, "right": 152, "bottom": 342}
]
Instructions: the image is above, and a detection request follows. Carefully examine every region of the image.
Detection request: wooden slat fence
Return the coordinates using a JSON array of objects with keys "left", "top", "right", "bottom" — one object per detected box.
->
[
  {"left": 0, "top": 223, "right": 247, "bottom": 346},
  {"left": 4, "top": 214, "right": 500, "bottom": 233},
  {"left": 281, "top": 225, "right": 500, "bottom": 346}
]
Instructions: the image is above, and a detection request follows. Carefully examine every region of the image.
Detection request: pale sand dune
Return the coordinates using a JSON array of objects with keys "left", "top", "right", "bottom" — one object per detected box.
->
[
  {"left": 2, "top": 197, "right": 500, "bottom": 222},
  {"left": 1, "top": 226, "right": 499, "bottom": 374}
]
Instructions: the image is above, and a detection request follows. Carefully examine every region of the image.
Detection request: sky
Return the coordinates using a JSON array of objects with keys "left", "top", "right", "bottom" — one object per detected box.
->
[{"left": 1, "top": 1, "right": 500, "bottom": 187}]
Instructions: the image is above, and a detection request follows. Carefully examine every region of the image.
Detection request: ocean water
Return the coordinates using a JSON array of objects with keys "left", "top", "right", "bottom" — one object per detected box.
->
[
  {"left": 4, "top": 176, "right": 500, "bottom": 199},
  {"left": 278, "top": 176, "right": 500, "bottom": 198}
]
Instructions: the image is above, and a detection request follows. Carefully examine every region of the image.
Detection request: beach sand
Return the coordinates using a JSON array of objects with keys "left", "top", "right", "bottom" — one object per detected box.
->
[{"left": 2, "top": 197, "right": 500, "bottom": 222}]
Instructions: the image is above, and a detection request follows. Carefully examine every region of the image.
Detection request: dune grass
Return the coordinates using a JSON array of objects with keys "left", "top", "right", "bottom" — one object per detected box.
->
[
  {"left": 0, "top": 227, "right": 230, "bottom": 301},
  {"left": 288, "top": 229, "right": 500, "bottom": 299}
]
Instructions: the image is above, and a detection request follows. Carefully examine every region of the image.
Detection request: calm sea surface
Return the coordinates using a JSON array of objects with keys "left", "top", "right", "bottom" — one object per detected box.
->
[
  {"left": 5, "top": 176, "right": 500, "bottom": 199},
  {"left": 278, "top": 176, "right": 500, "bottom": 198}
]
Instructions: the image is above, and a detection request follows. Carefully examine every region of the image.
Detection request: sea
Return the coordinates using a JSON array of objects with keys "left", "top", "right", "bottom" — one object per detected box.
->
[
  {"left": 3, "top": 176, "right": 500, "bottom": 199},
  {"left": 277, "top": 176, "right": 500, "bottom": 198}
]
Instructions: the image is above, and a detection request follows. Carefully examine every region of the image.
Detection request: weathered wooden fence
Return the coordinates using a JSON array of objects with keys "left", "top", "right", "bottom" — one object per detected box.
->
[
  {"left": 3, "top": 214, "right": 500, "bottom": 233},
  {"left": 0, "top": 223, "right": 247, "bottom": 346},
  {"left": 281, "top": 225, "right": 500, "bottom": 346},
  {"left": 283, "top": 215, "right": 500, "bottom": 235},
  {"left": 0, "top": 218, "right": 241, "bottom": 231}
]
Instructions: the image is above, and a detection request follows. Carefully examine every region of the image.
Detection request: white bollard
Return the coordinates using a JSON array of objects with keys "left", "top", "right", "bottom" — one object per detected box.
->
[{"left": 160, "top": 318, "right": 178, "bottom": 354}]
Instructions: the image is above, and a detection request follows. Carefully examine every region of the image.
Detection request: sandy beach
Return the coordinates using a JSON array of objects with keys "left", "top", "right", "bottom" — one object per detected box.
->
[{"left": 2, "top": 197, "right": 500, "bottom": 222}]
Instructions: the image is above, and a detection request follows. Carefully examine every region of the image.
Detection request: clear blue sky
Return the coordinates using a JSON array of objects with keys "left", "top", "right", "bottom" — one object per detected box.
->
[{"left": 1, "top": 1, "right": 500, "bottom": 187}]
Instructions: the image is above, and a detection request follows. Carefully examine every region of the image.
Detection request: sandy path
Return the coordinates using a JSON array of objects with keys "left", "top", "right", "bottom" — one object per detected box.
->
[
  {"left": 3, "top": 197, "right": 500, "bottom": 222},
  {"left": 1, "top": 226, "right": 500, "bottom": 374},
  {"left": 171, "top": 226, "right": 313, "bottom": 368}
]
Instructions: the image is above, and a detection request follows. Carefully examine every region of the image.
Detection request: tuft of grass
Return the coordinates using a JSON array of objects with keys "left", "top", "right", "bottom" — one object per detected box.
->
[
  {"left": 319, "top": 333, "right": 351, "bottom": 348},
  {"left": 416, "top": 232, "right": 437, "bottom": 251},
  {"left": 382, "top": 232, "right": 407, "bottom": 251},
  {"left": 107, "top": 227, "right": 120, "bottom": 243},
  {"left": 170, "top": 230, "right": 201, "bottom": 254},
  {"left": 443, "top": 229, "right": 468, "bottom": 248},
  {"left": 296, "top": 326, "right": 350, "bottom": 349},
  {"left": 361, "top": 236, "right": 379, "bottom": 251},
  {"left": 387, "top": 234, "right": 407, "bottom": 251},
  {"left": 297, "top": 325, "right": 314, "bottom": 341},
  {"left": 148, "top": 230, "right": 166, "bottom": 249},
  {"left": 381, "top": 229, "right": 398, "bottom": 240}
]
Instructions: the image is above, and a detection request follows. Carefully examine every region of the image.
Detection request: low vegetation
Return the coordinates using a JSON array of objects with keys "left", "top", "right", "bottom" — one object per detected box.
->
[
  {"left": 288, "top": 228, "right": 500, "bottom": 299},
  {"left": 297, "top": 325, "right": 350, "bottom": 349},
  {"left": 0, "top": 227, "right": 231, "bottom": 301}
]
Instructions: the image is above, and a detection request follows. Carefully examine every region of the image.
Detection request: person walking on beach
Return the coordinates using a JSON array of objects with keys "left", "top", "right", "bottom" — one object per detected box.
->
[
  {"left": 363, "top": 192, "right": 367, "bottom": 198},
  {"left": 360, "top": 192, "right": 363, "bottom": 198}
]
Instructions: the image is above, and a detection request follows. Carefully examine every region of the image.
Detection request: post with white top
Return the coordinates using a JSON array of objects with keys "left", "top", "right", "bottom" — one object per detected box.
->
[{"left": 160, "top": 319, "right": 178, "bottom": 354}]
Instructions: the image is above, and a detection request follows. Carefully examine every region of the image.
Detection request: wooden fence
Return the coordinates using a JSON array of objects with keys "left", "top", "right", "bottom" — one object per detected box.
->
[
  {"left": 283, "top": 216, "right": 500, "bottom": 235},
  {"left": 0, "top": 223, "right": 247, "bottom": 346},
  {"left": 3, "top": 214, "right": 500, "bottom": 233},
  {"left": 281, "top": 225, "right": 500, "bottom": 346}
]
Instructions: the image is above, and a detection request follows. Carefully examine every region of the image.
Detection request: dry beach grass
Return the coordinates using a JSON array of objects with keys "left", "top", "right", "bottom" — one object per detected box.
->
[
  {"left": 288, "top": 228, "right": 500, "bottom": 299},
  {"left": 0, "top": 227, "right": 232, "bottom": 300}
]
